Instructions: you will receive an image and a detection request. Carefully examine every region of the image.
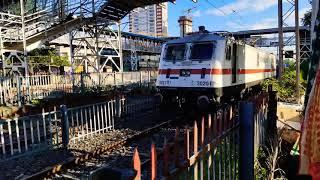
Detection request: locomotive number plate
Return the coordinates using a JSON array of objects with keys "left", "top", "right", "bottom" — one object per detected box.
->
[
  {"left": 158, "top": 80, "right": 171, "bottom": 86},
  {"left": 192, "top": 81, "right": 214, "bottom": 86}
]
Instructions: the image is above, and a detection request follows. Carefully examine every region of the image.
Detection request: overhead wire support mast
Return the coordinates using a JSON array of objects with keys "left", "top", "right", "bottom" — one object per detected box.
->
[
  {"left": 278, "top": 0, "right": 301, "bottom": 102},
  {"left": 295, "top": 0, "right": 300, "bottom": 103},
  {"left": 278, "top": 0, "right": 284, "bottom": 79}
]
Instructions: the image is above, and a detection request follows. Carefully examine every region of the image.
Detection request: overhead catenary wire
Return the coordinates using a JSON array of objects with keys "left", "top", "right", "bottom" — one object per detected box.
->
[
  {"left": 204, "top": 0, "right": 246, "bottom": 28},
  {"left": 205, "top": 0, "right": 228, "bottom": 16},
  {"left": 217, "top": 0, "right": 245, "bottom": 22}
]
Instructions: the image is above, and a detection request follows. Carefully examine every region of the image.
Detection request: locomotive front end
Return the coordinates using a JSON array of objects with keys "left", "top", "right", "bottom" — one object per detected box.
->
[{"left": 156, "top": 33, "right": 226, "bottom": 109}]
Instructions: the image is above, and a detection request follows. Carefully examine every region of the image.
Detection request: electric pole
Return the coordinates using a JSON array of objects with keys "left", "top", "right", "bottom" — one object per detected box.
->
[
  {"left": 278, "top": 0, "right": 300, "bottom": 103},
  {"left": 295, "top": 0, "right": 300, "bottom": 103},
  {"left": 278, "top": 0, "right": 284, "bottom": 79}
]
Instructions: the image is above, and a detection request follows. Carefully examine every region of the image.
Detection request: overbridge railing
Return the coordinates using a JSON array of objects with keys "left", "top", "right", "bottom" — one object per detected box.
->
[
  {"left": 0, "top": 0, "right": 103, "bottom": 43},
  {"left": 122, "top": 41, "right": 162, "bottom": 53}
]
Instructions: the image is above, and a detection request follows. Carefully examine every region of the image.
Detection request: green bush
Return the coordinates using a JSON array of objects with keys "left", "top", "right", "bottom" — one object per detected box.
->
[
  {"left": 30, "top": 99, "right": 42, "bottom": 106},
  {"left": 28, "top": 47, "right": 70, "bottom": 74},
  {"left": 6, "top": 0, "right": 35, "bottom": 14},
  {"left": 255, "top": 147, "right": 268, "bottom": 179},
  {"left": 29, "top": 47, "right": 70, "bottom": 67},
  {"left": 262, "top": 61, "right": 306, "bottom": 103}
]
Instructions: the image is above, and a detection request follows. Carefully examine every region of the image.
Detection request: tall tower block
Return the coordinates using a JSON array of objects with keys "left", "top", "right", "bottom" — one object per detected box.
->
[{"left": 129, "top": 3, "right": 168, "bottom": 37}]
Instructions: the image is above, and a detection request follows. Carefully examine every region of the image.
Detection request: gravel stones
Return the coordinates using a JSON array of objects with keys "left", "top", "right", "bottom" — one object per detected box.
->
[{"left": 0, "top": 149, "right": 72, "bottom": 179}]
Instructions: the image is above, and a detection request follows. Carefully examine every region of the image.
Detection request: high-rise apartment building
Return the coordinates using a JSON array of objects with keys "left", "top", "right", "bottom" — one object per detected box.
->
[{"left": 129, "top": 3, "right": 168, "bottom": 37}]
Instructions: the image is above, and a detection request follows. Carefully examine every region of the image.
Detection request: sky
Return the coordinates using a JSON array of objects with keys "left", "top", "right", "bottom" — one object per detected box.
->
[{"left": 166, "top": 0, "right": 312, "bottom": 36}]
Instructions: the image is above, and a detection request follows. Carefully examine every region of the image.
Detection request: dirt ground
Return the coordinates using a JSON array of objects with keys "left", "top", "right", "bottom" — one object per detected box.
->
[{"left": 277, "top": 102, "right": 302, "bottom": 122}]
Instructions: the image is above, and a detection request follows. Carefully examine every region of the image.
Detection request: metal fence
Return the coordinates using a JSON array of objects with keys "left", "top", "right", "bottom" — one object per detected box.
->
[
  {"left": 0, "top": 97, "right": 127, "bottom": 161},
  {"left": 64, "top": 97, "right": 159, "bottom": 143},
  {"left": 73, "top": 71, "right": 157, "bottom": 89},
  {"left": 130, "top": 91, "right": 277, "bottom": 180},
  {"left": 0, "top": 70, "right": 158, "bottom": 105},
  {"left": 252, "top": 93, "right": 269, "bottom": 158},
  {"left": 67, "top": 99, "right": 120, "bottom": 142},
  {"left": 122, "top": 97, "right": 158, "bottom": 121},
  {"left": 0, "top": 74, "right": 72, "bottom": 105},
  {"left": 0, "top": 95, "right": 162, "bottom": 161},
  {"left": 0, "top": 108, "right": 62, "bottom": 161},
  {"left": 131, "top": 105, "right": 239, "bottom": 180}
]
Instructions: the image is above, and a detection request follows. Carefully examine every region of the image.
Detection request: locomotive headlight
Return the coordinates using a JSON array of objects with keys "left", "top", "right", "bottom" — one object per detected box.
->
[{"left": 180, "top": 69, "right": 191, "bottom": 77}]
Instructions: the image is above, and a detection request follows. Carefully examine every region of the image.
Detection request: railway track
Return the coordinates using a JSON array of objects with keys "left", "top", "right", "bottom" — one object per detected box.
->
[
  {"left": 5, "top": 93, "right": 246, "bottom": 179},
  {"left": 0, "top": 82, "right": 267, "bottom": 179},
  {"left": 24, "top": 117, "right": 180, "bottom": 179}
]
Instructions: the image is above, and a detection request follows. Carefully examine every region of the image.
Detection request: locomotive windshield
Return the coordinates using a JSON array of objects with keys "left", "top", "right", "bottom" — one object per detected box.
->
[
  {"left": 190, "top": 42, "right": 215, "bottom": 61},
  {"left": 164, "top": 44, "right": 186, "bottom": 61}
]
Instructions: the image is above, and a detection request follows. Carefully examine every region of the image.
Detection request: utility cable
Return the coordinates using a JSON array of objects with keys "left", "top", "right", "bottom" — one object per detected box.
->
[{"left": 204, "top": 0, "right": 246, "bottom": 27}]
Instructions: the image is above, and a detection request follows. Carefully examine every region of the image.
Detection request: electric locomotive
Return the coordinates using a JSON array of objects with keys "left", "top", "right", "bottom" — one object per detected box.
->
[{"left": 156, "top": 27, "right": 276, "bottom": 108}]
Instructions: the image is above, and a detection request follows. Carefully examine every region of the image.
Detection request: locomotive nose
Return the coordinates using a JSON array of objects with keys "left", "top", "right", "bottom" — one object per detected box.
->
[{"left": 197, "top": 95, "right": 210, "bottom": 110}]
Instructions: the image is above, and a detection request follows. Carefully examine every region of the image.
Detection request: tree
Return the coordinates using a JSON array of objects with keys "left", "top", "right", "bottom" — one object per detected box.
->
[
  {"left": 300, "top": 5, "right": 313, "bottom": 91},
  {"left": 301, "top": 0, "right": 312, "bottom": 27},
  {"left": 28, "top": 47, "right": 70, "bottom": 73},
  {"left": 263, "top": 61, "right": 306, "bottom": 103},
  {"left": 50, "top": 52, "right": 70, "bottom": 67},
  {"left": 302, "top": 10, "right": 312, "bottom": 27},
  {"left": 304, "top": 4, "right": 320, "bottom": 108},
  {"left": 6, "top": 0, "right": 36, "bottom": 15}
]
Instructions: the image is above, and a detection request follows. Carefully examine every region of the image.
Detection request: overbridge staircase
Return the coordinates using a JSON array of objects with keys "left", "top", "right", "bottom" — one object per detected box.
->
[{"left": 1, "top": 0, "right": 173, "bottom": 51}]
